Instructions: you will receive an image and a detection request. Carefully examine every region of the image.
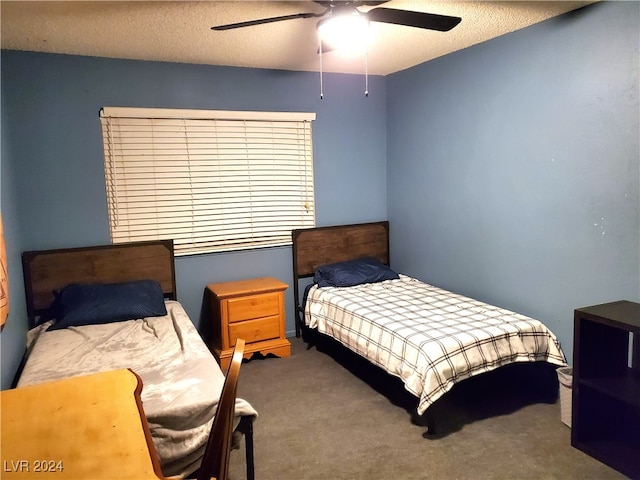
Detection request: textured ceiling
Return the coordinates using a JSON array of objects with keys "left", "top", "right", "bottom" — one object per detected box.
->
[{"left": 1, "top": 1, "right": 595, "bottom": 76}]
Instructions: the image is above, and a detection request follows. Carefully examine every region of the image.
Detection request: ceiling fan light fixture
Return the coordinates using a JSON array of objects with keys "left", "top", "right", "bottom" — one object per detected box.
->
[
  {"left": 317, "top": 11, "right": 370, "bottom": 53},
  {"left": 211, "top": 3, "right": 463, "bottom": 100}
]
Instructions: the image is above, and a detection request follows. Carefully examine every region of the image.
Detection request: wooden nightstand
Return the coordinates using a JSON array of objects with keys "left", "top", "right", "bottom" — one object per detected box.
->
[{"left": 207, "top": 277, "right": 291, "bottom": 370}]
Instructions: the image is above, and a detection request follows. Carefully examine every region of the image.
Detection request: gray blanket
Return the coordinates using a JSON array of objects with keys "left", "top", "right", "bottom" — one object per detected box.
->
[{"left": 18, "top": 300, "right": 258, "bottom": 478}]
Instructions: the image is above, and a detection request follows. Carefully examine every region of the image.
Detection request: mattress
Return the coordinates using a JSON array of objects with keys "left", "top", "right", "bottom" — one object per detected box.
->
[
  {"left": 305, "top": 275, "right": 567, "bottom": 415},
  {"left": 17, "top": 300, "right": 258, "bottom": 478}
]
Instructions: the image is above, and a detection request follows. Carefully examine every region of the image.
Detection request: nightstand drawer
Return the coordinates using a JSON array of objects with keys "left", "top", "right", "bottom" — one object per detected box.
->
[
  {"left": 228, "top": 315, "right": 280, "bottom": 344},
  {"left": 227, "top": 292, "right": 280, "bottom": 323}
]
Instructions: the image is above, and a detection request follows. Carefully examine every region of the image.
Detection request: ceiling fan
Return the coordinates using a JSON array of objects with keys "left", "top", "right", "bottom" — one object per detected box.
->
[
  {"left": 210, "top": 1, "right": 462, "bottom": 35},
  {"left": 211, "top": 1, "right": 461, "bottom": 98}
]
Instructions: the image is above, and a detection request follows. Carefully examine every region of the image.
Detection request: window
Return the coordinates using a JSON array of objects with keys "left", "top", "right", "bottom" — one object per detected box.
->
[{"left": 100, "top": 107, "right": 316, "bottom": 256}]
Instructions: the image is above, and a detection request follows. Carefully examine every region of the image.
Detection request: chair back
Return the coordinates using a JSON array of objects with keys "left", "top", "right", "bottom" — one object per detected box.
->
[{"left": 197, "top": 338, "right": 245, "bottom": 480}]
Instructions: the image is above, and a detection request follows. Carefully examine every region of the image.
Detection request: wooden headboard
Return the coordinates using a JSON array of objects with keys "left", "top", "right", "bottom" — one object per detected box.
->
[
  {"left": 291, "top": 221, "right": 390, "bottom": 337},
  {"left": 22, "top": 240, "right": 176, "bottom": 329}
]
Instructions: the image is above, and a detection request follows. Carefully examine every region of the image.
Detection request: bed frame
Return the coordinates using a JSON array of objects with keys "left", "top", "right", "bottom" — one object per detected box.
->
[
  {"left": 19, "top": 239, "right": 255, "bottom": 480},
  {"left": 291, "top": 220, "right": 390, "bottom": 338},
  {"left": 22, "top": 239, "right": 177, "bottom": 329},
  {"left": 291, "top": 221, "right": 560, "bottom": 436}
]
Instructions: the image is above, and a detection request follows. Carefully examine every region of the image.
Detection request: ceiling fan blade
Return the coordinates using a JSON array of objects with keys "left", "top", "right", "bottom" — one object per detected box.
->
[
  {"left": 211, "top": 12, "right": 324, "bottom": 31},
  {"left": 367, "top": 7, "right": 461, "bottom": 32}
]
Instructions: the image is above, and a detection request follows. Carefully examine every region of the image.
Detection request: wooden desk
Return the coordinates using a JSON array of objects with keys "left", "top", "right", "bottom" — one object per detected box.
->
[{"left": 1, "top": 369, "right": 164, "bottom": 479}]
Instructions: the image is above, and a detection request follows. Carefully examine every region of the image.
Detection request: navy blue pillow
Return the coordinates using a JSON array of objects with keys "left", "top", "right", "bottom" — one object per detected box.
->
[
  {"left": 47, "top": 280, "right": 167, "bottom": 331},
  {"left": 314, "top": 257, "right": 399, "bottom": 288}
]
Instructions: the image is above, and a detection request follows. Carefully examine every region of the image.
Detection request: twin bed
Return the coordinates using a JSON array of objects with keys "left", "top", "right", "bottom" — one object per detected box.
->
[
  {"left": 292, "top": 221, "right": 567, "bottom": 431},
  {"left": 15, "top": 240, "right": 256, "bottom": 479}
]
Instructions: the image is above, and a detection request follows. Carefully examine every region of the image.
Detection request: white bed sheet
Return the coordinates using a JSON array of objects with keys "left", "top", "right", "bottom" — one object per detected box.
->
[
  {"left": 305, "top": 275, "right": 567, "bottom": 415},
  {"left": 17, "top": 300, "right": 257, "bottom": 478}
]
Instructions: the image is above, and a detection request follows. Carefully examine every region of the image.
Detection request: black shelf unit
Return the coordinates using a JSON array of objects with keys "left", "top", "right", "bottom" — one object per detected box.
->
[{"left": 572, "top": 300, "right": 640, "bottom": 479}]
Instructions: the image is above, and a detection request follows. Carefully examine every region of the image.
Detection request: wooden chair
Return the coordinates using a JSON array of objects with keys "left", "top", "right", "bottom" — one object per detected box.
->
[{"left": 197, "top": 338, "right": 246, "bottom": 480}]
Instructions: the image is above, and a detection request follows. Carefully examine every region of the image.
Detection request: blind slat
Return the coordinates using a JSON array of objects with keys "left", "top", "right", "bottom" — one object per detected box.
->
[{"left": 101, "top": 108, "right": 315, "bottom": 255}]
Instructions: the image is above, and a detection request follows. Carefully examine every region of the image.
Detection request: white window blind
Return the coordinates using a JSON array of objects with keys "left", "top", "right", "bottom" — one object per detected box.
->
[{"left": 100, "top": 107, "right": 316, "bottom": 256}]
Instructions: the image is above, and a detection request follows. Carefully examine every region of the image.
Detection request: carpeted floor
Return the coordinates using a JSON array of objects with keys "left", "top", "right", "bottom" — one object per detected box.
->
[{"left": 228, "top": 336, "right": 626, "bottom": 480}]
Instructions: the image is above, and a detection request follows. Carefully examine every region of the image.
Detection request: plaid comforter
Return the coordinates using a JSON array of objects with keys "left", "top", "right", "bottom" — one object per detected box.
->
[{"left": 305, "top": 275, "right": 567, "bottom": 415}]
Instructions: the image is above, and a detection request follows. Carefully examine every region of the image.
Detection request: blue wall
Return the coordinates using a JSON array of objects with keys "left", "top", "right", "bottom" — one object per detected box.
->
[
  {"left": 386, "top": 1, "right": 640, "bottom": 361},
  {"left": 1, "top": 70, "right": 29, "bottom": 391},
  {"left": 0, "top": 53, "right": 387, "bottom": 388},
  {"left": 2, "top": 1, "right": 638, "bottom": 389}
]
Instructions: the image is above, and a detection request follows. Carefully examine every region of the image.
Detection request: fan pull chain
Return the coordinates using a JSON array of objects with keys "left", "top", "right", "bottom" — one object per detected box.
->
[
  {"left": 319, "top": 39, "right": 324, "bottom": 100},
  {"left": 365, "top": 45, "right": 369, "bottom": 97}
]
